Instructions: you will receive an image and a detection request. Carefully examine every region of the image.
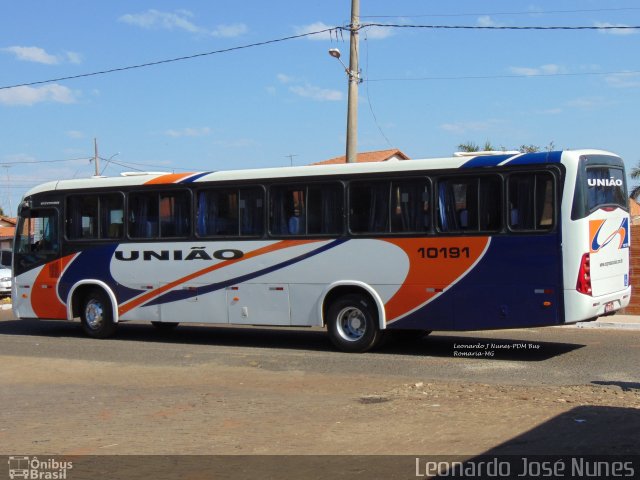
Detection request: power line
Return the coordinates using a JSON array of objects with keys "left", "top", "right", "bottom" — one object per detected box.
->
[
  {"left": 0, "top": 157, "right": 92, "bottom": 166},
  {"left": 359, "top": 23, "right": 640, "bottom": 31},
  {"left": 362, "top": 30, "right": 393, "bottom": 148},
  {"left": 2, "top": 23, "right": 639, "bottom": 91},
  {"left": 361, "top": 7, "right": 640, "bottom": 19},
  {"left": 0, "top": 27, "right": 339, "bottom": 91},
  {"left": 366, "top": 69, "right": 640, "bottom": 83}
]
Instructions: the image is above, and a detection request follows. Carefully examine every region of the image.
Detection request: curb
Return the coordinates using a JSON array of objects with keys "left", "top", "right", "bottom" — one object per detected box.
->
[{"left": 575, "top": 321, "right": 640, "bottom": 330}]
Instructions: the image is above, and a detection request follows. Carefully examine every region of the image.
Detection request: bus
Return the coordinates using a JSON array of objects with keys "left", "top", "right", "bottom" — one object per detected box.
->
[{"left": 11, "top": 149, "right": 630, "bottom": 352}]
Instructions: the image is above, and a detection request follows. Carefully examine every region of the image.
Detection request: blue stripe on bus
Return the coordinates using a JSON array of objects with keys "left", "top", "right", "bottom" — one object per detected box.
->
[
  {"left": 179, "top": 172, "right": 213, "bottom": 183},
  {"left": 461, "top": 154, "right": 518, "bottom": 168},
  {"left": 388, "top": 234, "right": 563, "bottom": 330},
  {"left": 143, "top": 238, "right": 349, "bottom": 307},
  {"left": 504, "top": 151, "right": 562, "bottom": 165}
]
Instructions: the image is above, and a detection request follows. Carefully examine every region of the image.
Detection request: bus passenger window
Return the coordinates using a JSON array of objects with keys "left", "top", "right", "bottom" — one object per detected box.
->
[
  {"left": 508, "top": 172, "right": 554, "bottom": 231},
  {"left": 307, "top": 183, "right": 343, "bottom": 235},
  {"left": 160, "top": 191, "right": 190, "bottom": 238},
  {"left": 66, "top": 196, "right": 98, "bottom": 239},
  {"left": 438, "top": 176, "right": 501, "bottom": 233},
  {"left": 100, "top": 194, "right": 124, "bottom": 239},
  {"left": 129, "top": 193, "right": 159, "bottom": 238},
  {"left": 239, "top": 188, "right": 264, "bottom": 236},
  {"left": 349, "top": 181, "right": 389, "bottom": 234},
  {"left": 198, "top": 187, "right": 263, "bottom": 237},
  {"left": 270, "top": 186, "right": 305, "bottom": 236},
  {"left": 437, "top": 179, "right": 478, "bottom": 232},
  {"left": 391, "top": 180, "right": 430, "bottom": 233}
]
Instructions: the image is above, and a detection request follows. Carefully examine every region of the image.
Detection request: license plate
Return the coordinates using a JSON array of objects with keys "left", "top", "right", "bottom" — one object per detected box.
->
[{"left": 604, "top": 302, "right": 614, "bottom": 313}]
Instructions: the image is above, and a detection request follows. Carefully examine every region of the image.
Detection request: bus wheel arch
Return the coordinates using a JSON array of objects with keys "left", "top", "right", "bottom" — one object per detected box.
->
[
  {"left": 68, "top": 282, "right": 119, "bottom": 338},
  {"left": 322, "top": 283, "right": 385, "bottom": 353}
]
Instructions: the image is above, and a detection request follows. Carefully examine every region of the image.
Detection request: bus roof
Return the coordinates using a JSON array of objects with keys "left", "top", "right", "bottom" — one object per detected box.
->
[{"left": 21, "top": 149, "right": 617, "bottom": 198}]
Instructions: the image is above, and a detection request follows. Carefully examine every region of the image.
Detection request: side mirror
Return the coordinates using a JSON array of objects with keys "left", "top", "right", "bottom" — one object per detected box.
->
[{"left": 19, "top": 204, "right": 30, "bottom": 218}]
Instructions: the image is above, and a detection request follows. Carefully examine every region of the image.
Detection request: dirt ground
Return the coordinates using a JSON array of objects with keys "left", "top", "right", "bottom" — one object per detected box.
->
[{"left": 1, "top": 353, "right": 638, "bottom": 457}]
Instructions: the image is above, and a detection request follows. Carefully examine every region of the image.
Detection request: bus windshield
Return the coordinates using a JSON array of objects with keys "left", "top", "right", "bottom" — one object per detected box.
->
[{"left": 586, "top": 166, "right": 627, "bottom": 211}]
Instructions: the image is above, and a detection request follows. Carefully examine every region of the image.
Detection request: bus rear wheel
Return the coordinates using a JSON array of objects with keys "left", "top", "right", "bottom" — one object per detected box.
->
[
  {"left": 327, "top": 294, "right": 381, "bottom": 353},
  {"left": 80, "top": 288, "right": 116, "bottom": 339}
]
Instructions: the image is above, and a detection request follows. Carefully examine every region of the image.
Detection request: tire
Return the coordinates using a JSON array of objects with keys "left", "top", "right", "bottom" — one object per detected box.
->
[
  {"left": 151, "top": 321, "right": 179, "bottom": 330},
  {"left": 80, "top": 288, "right": 117, "bottom": 339},
  {"left": 326, "top": 293, "right": 382, "bottom": 353}
]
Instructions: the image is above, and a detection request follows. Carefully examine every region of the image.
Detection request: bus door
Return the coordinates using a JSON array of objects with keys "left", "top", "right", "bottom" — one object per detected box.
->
[{"left": 13, "top": 206, "right": 62, "bottom": 318}]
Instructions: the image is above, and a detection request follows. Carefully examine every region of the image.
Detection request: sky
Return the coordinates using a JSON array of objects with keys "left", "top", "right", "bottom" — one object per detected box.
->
[{"left": 1, "top": 0, "right": 640, "bottom": 216}]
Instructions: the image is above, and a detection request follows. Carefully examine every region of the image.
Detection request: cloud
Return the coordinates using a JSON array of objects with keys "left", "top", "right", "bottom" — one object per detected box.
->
[
  {"left": 2, "top": 46, "right": 57, "bottom": 64},
  {"left": 119, "top": 9, "right": 202, "bottom": 33},
  {"left": 211, "top": 23, "right": 248, "bottom": 38},
  {"left": 565, "top": 97, "right": 608, "bottom": 109},
  {"left": 537, "top": 108, "right": 563, "bottom": 115},
  {"left": 164, "top": 127, "right": 212, "bottom": 137},
  {"left": 477, "top": 16, "right": 503, "bottom": 28},
  {"left": 213, "top": 138, "right": 258, "bottom": 148},
  {"left": 276, "top": 73, "right": 296, "bottom": 84},
  {"left": 508, "top": 64, "right": 566, "bottom": 76},
  {"left": 440, "top": 121, "right": 496, "bottom": 135},
  {"left": 0, "top": 84, "right": 78, "bottom": 106},
  {"left": 65, "top": 52, "right": 82, "bottom": 64},
  {"left": 289, "top": 84, "right": 343, "bottom": 101},
  {"left": 275, "top": 74, "right": 342, "bottom": 101},
  {"left": 66, "top": 130, "right": 85, "bottom": 139},
  {"left": 294, "top": 22, "right": 335, "bottom": 40},
  {"left": 1, "top": 46, "right": 81, "bottom": 65},
  {"left": 120, "top": 10, "right": 247, "bottom": 38},
  {"left": 605, "top": 72, "right": 640, "bottom": 88},
  {"left": 594, "top": 22, "right": 638, "bottom": 36},
  {"left": 362, "top": 25, "right": 393, "bottom": 40}
]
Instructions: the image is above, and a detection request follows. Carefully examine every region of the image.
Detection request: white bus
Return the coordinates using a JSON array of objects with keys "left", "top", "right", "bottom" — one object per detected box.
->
[{"left": 11, "top": 149, "right": 630, "bottom": 352}]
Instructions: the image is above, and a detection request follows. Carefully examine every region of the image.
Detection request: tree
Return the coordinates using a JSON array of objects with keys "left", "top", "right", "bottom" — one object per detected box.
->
[
  {"left": 630, "top": 166, "right": 640, "bottom": 200},
  {"left": 456, "top": 141, "right": 557, "bottom": 154},
  {"left": 457, "top": 141, "right": 497, "bottom": 152}
]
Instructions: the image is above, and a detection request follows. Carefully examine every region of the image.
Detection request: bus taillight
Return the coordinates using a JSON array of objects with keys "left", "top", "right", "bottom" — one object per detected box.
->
[{"left": 576, "top": 253, "right": 592, "bottom": 296}]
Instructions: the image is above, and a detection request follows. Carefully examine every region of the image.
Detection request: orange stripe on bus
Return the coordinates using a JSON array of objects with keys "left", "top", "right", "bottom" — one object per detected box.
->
[
  {"left": 118, "top": 240, "right": 320, "bottom": 316},
  {"left": 144, "top": 173, "right": 195, "bottom": 185},
  {"left": 32, "top": 254, "right": 78, "bottom": 319},
  {"left": 382, "top": 237, "right": 490, "bottom": 323}
]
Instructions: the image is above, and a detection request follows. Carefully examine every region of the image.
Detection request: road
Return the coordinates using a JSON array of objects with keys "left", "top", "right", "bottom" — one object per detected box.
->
[{"left": 0, "top": 311, "right": 639, "bottom": 476}]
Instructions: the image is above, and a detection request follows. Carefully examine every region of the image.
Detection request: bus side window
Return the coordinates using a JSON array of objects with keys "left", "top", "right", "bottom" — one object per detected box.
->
[
  {"left": 391, "top": 179, "right": 430, "bottom": 233},
  {"left": 508, "top": 172, "right": 554, "bottom": 231},
  {"left": 349, "top": 181, "right": 389, "bottom": 234},
  {"left": 270, "top": 186, "right": 305, "bottom": 236}
]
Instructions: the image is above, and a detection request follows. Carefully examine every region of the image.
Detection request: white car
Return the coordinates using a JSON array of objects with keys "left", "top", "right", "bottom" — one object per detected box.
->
[{"left": 0, "top": 267, "right": 11, "bottom": 297}]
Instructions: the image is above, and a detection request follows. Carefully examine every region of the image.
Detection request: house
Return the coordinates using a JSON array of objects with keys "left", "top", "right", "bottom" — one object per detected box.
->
[
  {"left": 312, "top": 148, "right": 410, "bottom": 166},
  {"left": 0, "top": 216, "right": 16, "bottom": 250}
]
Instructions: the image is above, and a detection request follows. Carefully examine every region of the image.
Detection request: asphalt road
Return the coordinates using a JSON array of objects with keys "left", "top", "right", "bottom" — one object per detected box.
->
[{"left": 0, "top": 314, "right": 638, "bottom": 387}]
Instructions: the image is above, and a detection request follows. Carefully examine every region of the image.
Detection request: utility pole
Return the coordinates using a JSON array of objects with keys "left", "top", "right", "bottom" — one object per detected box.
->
[
  {"left": 2, "top": 165, "right": 11, "bottom": 216},
  {"left": 93, "top": 138, "right": 100, "bottom": 176},
  {"left": 284, "top": 154, "right": 298, "bottom": 166},
  {"left": 345, "top": 0, "right": 360, "bottom": 163}
]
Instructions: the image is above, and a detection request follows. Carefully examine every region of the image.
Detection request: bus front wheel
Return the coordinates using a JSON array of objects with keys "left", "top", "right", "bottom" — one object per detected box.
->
[
  {"left": 327, "top": 294, "right": 381, "bottom": 353},
  {"left": 80, "top": 289, "right": 116, "bottom": 339}
]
